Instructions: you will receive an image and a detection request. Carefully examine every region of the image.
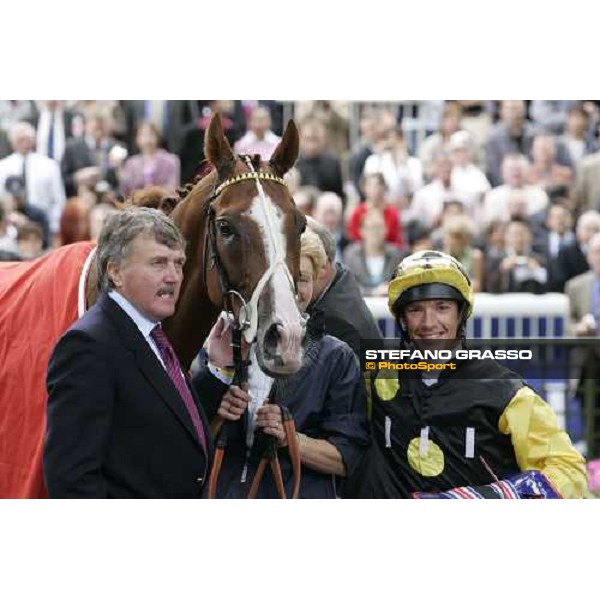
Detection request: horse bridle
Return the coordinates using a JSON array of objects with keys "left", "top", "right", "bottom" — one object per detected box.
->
[
  {"left": 203, "top": 156, "right": 299, "bottom": 343},
  {"left": 203, "top": 156, "right": 302, "bottom": 499}
]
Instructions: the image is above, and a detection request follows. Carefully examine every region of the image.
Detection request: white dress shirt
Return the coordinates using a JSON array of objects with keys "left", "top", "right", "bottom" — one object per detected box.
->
[
  {"left": 0, "top": 152, "right": 66, "bottom": 234},
  {"left": 36, "top": 109, "right": 66, "bottom": 162},
  {"left": 108, "top": 290, "right": 165, "bottom": 368}
]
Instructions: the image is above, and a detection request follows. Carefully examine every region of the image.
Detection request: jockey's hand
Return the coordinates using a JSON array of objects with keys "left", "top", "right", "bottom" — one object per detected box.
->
[
  {"left": 217, "top": 384, "right": 250, "bottom": 422},
  {"left": 206, "top": 313, "right": 249, "bottom": 368},
  {"left": 256, "top": 405, "right": 287, "bottom": 447}
]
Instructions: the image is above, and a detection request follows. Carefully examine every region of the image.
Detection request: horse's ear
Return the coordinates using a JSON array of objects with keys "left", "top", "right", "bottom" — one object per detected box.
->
[
  {"left": 269, "top": 119, "right": 299, "bottom": 176},
  {"left": 204, "top": 113, "right": 235, "bottom": 176}
]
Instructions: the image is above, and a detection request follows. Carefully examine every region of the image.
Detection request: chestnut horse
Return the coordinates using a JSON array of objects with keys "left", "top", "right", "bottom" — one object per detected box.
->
[
  {"left": 0, "top": 114, "right": 306, "bottom": 498},
  {"left": 83, "top": 114, "right": 306, "bottom": 373},
  {"left": 163, "top": 114, "right": 307, "bottom": 374}
]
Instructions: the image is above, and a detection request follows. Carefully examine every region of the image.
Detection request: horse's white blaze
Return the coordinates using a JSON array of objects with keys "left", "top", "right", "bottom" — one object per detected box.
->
[{"left": 247, "top": 192, "right": 303, "bottom": 361}]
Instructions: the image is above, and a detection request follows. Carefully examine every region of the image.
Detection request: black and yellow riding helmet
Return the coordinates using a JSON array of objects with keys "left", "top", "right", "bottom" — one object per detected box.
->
[{"left": 388, "top": 250, "right": 474, "bottom": 335}]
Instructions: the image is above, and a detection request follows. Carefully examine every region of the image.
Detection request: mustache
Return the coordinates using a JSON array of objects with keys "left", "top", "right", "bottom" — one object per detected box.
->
[{"left": 157, "top": 286, "right": 176, "bottom": 295}]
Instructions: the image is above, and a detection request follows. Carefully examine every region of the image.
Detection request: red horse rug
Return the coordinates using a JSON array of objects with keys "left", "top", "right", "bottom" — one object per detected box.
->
[{"left": 0, "top": 241, "right": 96, "bottom": 498}]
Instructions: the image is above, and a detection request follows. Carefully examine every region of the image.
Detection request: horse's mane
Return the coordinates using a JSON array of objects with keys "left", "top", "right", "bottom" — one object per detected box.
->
[
  {"left": 176, "top": 160, "right": 214, "bottom": 200},
  {"left": 120, "top": 185, "right": 181, "bottom": 216}
]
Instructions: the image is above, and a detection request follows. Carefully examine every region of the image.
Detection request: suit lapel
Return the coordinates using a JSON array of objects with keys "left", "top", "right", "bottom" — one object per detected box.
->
[{"left": 99, "top": 294, "right": 205, "bottom": 451}]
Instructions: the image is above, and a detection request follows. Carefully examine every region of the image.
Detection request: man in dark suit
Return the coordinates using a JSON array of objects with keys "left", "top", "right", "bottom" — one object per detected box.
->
[
  {"left": 35, "top": 101, "right": 79, "bottom": 163},
  {"left": 44, "top": 208, "right": 225, "bottom": 498},
  {"left": 60, "top": 113, "right": 125, "bottom": 198},
  {"left": 296, "top": 119, "right": 345, "bottom": 202},
  {"left": 551, "top": 209, "right": 600, "bottom": 292}
]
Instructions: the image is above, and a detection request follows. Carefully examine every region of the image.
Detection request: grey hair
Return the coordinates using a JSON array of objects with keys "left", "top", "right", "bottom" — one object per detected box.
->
[
  {"left": 96, "top": 207, "right": 186, "bottom": 292},
  {"left": 8, "top": 121, "right": 36, "bottom": 144},
  {"left": 576, "top": 210, "right": 600, "bottom": 236},
  {"left": 305, "top": 215, "right": 336, "bottom": 264}
]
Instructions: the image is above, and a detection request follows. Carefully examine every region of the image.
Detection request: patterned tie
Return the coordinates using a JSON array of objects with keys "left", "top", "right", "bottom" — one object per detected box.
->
[
  {"left": 21, "top": 154, "right": 28, "bottom": 202},
  {"left": 150, "top": 325, "right": 206, "bottom": 450}
]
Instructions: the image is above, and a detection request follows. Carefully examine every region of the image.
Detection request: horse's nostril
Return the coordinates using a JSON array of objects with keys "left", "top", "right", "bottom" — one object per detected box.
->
[{"left": 264, "top": 323, "right": 280, "bottom": 353}]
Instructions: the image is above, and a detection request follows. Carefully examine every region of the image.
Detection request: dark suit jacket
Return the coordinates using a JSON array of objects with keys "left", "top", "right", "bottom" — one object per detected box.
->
[
  {"left": 296, "top": 152, "right": 345, "bottom": 201},
  {"left": 44, "top": 293, "right": 225, "bottom": 498},
  {"left": 310, "top": 263, "right": 383, "bottom": 358},
  {"left": 551, "top": 240, "right": 589, "bottom": 292},
  {"left": 61, "top": 137, "right": 120, "bottom": 197}
]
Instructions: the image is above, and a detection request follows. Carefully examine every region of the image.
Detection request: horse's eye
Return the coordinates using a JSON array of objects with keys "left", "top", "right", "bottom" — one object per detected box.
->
[{"left": 217, "top": 220, "right": 234, "bottom": 238}]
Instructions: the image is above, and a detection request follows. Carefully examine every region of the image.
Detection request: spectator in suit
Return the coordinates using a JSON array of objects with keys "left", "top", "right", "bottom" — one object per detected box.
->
[
  {"left": 343, "top": 208, "right": 402, "bottom": 297},
  {"left": 35, "top": 101, "right": 78, "bottom": 163},
  {"left": 553, "top": 210, "right": 600, "bottom": 292},
  {"left": 61, "top": 113, "right": 126, "bottom": 199},
  {"left": 0, "top": 122, "right": 65, "bottom": 237},
  {"left": 296, "top": 118, "right": 344, "bottom": 201},
  {"left": 566, "top": 232, "right": 600, "bottom": 335},
  {"left": 119, "top": 122, "right": 180, "bottom": 196},
  {"left": 43, "top": 208, "right": 214, "bottom": 498},
  {"left": 565, "top": 232, "right": 600, "bottom": 457},
  {"left": 536, "top": 203, "right": 575, "bottom": 289},
  {"left": 487, "top": 218, "right": 548, "bottom": 294}
]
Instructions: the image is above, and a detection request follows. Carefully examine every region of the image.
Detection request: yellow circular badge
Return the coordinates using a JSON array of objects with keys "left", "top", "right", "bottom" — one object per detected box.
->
[
  {"left": 374, "top": 370, "right": 400, "bottom": 401},
  {"left": 407, "top": 437, "right": 445, "bottom": 477}
]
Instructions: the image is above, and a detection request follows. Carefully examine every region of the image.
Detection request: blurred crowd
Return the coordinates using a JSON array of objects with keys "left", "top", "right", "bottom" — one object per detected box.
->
[{"left": 2, "top": 99, "right": 600, "bottom": 300}]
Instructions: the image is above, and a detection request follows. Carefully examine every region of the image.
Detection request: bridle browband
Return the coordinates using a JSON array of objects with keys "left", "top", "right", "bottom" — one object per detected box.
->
[{"left": 214, "top": 170, "right": 286, "bottom": 196}]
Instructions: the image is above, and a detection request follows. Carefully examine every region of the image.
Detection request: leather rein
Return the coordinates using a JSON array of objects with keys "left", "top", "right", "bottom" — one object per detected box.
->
[{"left": 203, "top": 156, "right": 301, "bottom": 499}]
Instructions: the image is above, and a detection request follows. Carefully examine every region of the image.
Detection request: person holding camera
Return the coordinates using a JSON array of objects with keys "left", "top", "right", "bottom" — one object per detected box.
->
[{"left": 486, "top": 218, "right": 548, "bottom": 293}]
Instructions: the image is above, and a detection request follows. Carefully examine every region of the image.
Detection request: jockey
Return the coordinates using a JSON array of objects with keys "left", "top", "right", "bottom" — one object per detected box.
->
[{"left": 351, "top": 249, "right": 588, "bottom": 498}]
